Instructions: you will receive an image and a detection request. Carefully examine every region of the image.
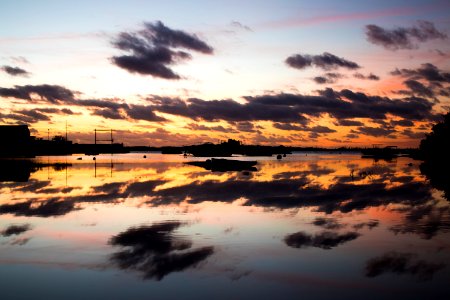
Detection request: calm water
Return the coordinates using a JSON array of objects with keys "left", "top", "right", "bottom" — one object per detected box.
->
[{"left": 0, "top": 153, "right": 449, "bottom": 299}]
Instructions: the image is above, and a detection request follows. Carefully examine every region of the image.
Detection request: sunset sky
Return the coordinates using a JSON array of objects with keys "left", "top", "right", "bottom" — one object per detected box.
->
[{"left": 1, "top": 0, "right": 449, "bottom": 147}]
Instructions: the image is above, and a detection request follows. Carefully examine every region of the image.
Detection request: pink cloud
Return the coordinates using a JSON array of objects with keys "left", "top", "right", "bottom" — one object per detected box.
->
[{"left": 261, "top": 6, "right": 421, "bottom": 29}]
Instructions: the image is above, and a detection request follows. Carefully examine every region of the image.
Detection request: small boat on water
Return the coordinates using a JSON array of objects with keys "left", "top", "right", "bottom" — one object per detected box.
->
[{"left": 186, "top": 158, "right": 257, "bottom": 172}]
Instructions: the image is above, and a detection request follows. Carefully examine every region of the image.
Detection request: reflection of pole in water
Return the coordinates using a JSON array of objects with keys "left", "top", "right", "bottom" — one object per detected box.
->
[{"left": 92, "top": 155, "right": 114, "bottom": 178}]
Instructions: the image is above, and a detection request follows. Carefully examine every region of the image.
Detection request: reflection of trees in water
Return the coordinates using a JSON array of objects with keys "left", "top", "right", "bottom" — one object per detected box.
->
[
  {"left": 420, "top": 161, "right": 450, "bottom": 201},
  {"left": 109, "top": 221, "right": 214, "bottom": 280},
  {"left": 390, "top": 202, "right": 450, "bottom": 240},
  {"left": 419, "top": 112, "right": 450, "bottom": 200}
]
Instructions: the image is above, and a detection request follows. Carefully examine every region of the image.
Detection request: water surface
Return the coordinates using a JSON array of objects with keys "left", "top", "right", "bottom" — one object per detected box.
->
[{"left": 1, "top": 153, "right": 449, "bottom": 299}]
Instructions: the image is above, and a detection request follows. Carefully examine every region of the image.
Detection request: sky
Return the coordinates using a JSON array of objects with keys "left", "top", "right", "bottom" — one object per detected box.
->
[{"left": 0, "top": 0, "right": 449, "bottom": 147}]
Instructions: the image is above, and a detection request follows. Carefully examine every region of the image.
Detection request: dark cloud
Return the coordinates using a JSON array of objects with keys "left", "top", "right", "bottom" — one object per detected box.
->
[
  {"left": 254, "top": 90, "right": 434, "bottom": 121},
  {"left": 186, "top": 123, "right": 235, "bottom": 133},
  {"left": 353, "top": 72, "right": 380, "bottom": 80},
  {"left": 309, "top": 125, "right": 336, "bottom": 133},
  {"left": 1, "top": 65, "right": 30, "bottom": 77},
  {"left": 79, "top": 99, "right": 167, "bottom": 123},
  {"left": 92, "top": 108, "right": 123, "bottom": 120},
  {"left": 111, "top": 21, "right": 213, "bottom": 79},
  {"left": 309, "top": 132, "right": 320, "bottom": 139},
  {"left": 335, "top": 119, "right": 364, "bottom": 126},
  {"left": 0, "top": 112, "right": 44, "bottom": 124},
  {"left": 285, "top": 52, "right": 360, "bottom": 71},
  {"left": 391, "top": 63, "right": 450, "bottom": 83},
  {"left": 0, "top": 108, "right": 76, "bottom": 123},
  {"left": 151, "top": 96, "right": 308, "bottom": 124},
  {"left": 404, "top": 80, "right": 435, "bottom": 98},
  {"left": 124, "top": 104, "right": 167, "bottom": 122},
  {"left": 273, "top": 123, "right": 306, "bottom": 131},
  {"left": 146, "top": 87, "right": 435, "bottom": 131},
  {"left": 0, "top": 224, "right": 32, "bottom": 237},
  {"left": 356, "top": 126, "right": 396, "bottom": 138},
  {"left": 313, "top": 76, "right": 328, "bottom": 84},
  {"left": 143, "top": 21, "right": 213, "bottom": 54},
  {"left": 273, "top": 123, "right": 335, "bottom": 134},
  {"left": 0, "top": 82, "right": 437, "bottom": 131},
  {"left": 365, "top": 20, "right": 447, "bottom": 50},
  {"left": 365, "top": 252, "right": 445, "bottom": 281},
  {"left": 401, "top": 129, "right": 425, "bottom": 139},
  {"left": 284, "top": 231, "right": 360, "bottom": 250},
  {"left": 0, "top": 84, "right": 75, "bottom": 103},
  {"left": 234, "top": 121, "right": 256, "bottom": 132},
  {"left": 390, "top": 119, "right": 414, "bottom": 127},
  {"left": 109, "top": 221, "right": 214, "bottom": 280},
  {"left": 337, "top": 88, "right": 434, "bottom": 120},
  {"left": 112, "top": 45, "right": 184, "bottom": 79},
  {"left": 35, "top": 108, "right": 78, "bottom": 115},
  {"left": 77, "top": 98, "right": 128, "bottom": 110},
  {"left": 346, "top": 133, "right": 359, "bottom": 139},
  {"left": 439, "top": 87, "right": 450, "bottom": 97},
  {"left": 13, "top": 109, "right": 51, "bottom": 122},
  {"left": 313, "top": 72, "right": 344, "bottom": 84}
]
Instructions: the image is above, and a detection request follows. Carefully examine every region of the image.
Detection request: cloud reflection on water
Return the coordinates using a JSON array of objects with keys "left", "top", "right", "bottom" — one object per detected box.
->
[
  {"left": 109, "top": 221, "right": 214, "bottom": 280},
  {"left": 0, "top": 156, "right": 449, "bottom": 240},
  {"left": 0, "top": 154, "right": 449, "bottom": 295},
  {"left": 365, "top": 251, "right": 446, "bottom": 281}
]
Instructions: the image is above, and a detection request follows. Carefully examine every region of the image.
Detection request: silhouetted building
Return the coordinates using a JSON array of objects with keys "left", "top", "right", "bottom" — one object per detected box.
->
[{"left": 0, "top": 125, "right": 31, "bottom": 157}]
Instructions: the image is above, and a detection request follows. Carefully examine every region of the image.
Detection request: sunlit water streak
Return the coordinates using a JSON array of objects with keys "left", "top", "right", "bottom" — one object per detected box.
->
[{"left": 0, "top": 153, "right": 449, "bottom": 299}]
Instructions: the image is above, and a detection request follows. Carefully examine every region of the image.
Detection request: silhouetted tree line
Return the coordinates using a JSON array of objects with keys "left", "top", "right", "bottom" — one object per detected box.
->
[
  {"left": 420, "top": 112, "right": 450, "bottom": 160},
  {"left": 419, "top": 112, "right": 450, "bottom": 200}
]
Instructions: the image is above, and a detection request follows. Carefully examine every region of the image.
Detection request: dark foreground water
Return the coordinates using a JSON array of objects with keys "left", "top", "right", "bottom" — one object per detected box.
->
[{"left": 0, "top": 153, "right": 449, "bottom": 300}]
